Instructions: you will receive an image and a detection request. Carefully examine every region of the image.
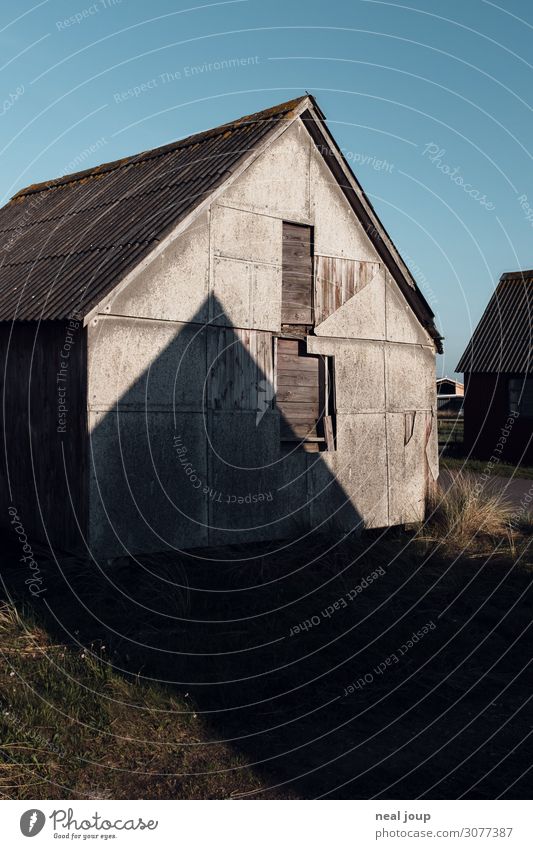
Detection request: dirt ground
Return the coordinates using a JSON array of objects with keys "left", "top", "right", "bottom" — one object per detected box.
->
[{"left": 1, "top": 522, "right": 532, "bottom": 800}]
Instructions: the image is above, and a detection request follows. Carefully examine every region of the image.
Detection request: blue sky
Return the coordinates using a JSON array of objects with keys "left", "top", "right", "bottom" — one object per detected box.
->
[{"left": 1, "top": 0, "right": 532, "bottom": 376}]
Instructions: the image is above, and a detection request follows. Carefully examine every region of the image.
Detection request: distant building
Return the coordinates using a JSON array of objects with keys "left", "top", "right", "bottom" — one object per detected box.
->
[
  {"left": 437, "top": 377, "right": 464, "bottom": 397},
  {"left": 436, "top": 377, "right": 464, "bottom": 416},
  {"left": 457, "top": 271, "right": 533, "bottom": 464}
]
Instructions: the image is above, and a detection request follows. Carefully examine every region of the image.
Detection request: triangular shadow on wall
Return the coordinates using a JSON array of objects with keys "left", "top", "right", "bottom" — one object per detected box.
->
[{"left": 86, "top": 294, "right": 363, "bottom": 560}]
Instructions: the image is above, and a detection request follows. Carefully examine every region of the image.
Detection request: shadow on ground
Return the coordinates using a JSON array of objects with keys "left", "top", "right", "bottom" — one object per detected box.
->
[{"left": 1, "top": 526, "right": 532, "bottom": 799}]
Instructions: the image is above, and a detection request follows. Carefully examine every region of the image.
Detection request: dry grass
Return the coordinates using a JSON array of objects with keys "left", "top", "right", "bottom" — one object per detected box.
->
[
  {"left": 0, "top": 602, "right": 282, "bottom": 800},
  {"left": 423, "top": 472, "right": 516, "bottom": 550},
  {"left": 1, "top": 509, "right": 532, "bottom": 800}
]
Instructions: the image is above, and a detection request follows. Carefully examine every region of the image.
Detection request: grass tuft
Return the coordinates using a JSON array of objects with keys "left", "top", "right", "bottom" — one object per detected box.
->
[{"left": 424, "top": 472, "right": 515, "bottom": 550}]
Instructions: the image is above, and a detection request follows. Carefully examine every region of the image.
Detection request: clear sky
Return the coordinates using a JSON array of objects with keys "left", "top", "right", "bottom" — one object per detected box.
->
[{"left": 1, "top": 0, "right": 532, "bottom": 376}]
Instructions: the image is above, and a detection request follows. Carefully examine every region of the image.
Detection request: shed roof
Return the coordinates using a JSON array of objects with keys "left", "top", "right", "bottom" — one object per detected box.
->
[
  {"left": 456, "top": 271, "right": 533, "bottom": 374},
  {"left": 0, "top": 94, "right": 441, "bottom": 350},
  {"left": 0, "top": 96, "right": 307, "bottom": 322},
  {"left": 437, "top": 377, "right": 464, "bottom": 386}
]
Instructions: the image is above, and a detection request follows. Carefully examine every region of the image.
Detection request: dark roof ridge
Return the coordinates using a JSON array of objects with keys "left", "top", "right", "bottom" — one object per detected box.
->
[
  {"left": 500, "top": 269, "right": 533, "bottom": 281},
  {"left": 456, "top": 270, "right": 533, "bottom": 373}
]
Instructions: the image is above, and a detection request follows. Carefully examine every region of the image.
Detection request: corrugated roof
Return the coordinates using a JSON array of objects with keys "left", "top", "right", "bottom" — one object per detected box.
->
[
  {"left": 0, "top": 96, "right": 306, "bottom": 321},
  {"left": 456, "top": 271, "right": 533, "bottom": 373},
  {"left": 0, "top": 93, "right": 441, "bottom": 350}
]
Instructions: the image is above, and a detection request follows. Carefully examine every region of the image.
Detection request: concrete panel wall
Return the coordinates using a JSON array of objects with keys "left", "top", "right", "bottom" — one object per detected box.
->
[
  {"left": 385, "top": 271, "right": 433, "bottom": 346},
  {"left": 206, "top": 410, "right": 371, "bottom": 547},
  {"left": 253, "top": 262, "right": 282, "bottom": 332},
  {"left": 310, "top": 413, "right": 388, "bottom": 530},
  {"left": 206, "top": 410, "right": 310, "bottom": 547},
  {"left": 87, "top": 316, "right": 210, "bottom": 555},
  {"left": 386, "top": 343, "right": 435, "bottom": 412},
  {"left": 85, "top": 315, "right": 373, "bottom": 555},
  {"left": 310, "top": 146, "right": 377, "bottom": 262},
  {"left": 307, "top": 336, "right": 386, "bottom": 413},
  {"left": 208, "top": 238, "right": 282, "bottom": 332},
  {"left": 314, "top": 267, "right": 386, "bottom": 340},
  {"left": 308, "top": 334, "right": 435, "bottom": 530},
  {"left": 387, "top": 411, "right": 428, "bottom": 525},
  {"left": 104, "top": 212, "right": 210, "bottom": 324},
  {"left": 88, "top": 316, "right": 207, "bottom": 412},
  {"left": 210, "top": 257, "right": 253, "bottom": 329},
  {"left": 211, "top": 203, "right": 281, "bottom": 265},
  {"left": 83, "top": 115, "right": 437, "bottom": 557},
  {"left": 88, "top": 410, "right": 208, "bottom": 555},
  {"left": 220, "top": 120, "right": 311, "bottom": 220},
  {"left": 385, "top": 343, "right": 436, "bottom": 524}
]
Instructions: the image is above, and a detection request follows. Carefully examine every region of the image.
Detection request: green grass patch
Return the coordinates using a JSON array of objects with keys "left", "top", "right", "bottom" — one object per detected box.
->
[
  {"left": 0, "top": 604, "right": 279, "bottom": 800},
  {"left": 442, "top": 456, "right": 533, "bottom": 479}
]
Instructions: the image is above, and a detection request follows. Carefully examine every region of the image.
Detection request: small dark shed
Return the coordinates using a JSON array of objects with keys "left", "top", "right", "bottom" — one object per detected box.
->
[{"left": 457, "top": 270, "right": 533, "bottom": 464}]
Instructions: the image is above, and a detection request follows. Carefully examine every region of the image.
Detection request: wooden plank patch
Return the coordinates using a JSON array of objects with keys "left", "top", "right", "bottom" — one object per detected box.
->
[
  {"left": 315, "top": 256, "right": 380, "bottom": 322},
  {"left": 282, "top": 222, "right": 313, "bottom": 325},
  {"left": 275, "top": 335, "right": 332, "bottom": 450}
]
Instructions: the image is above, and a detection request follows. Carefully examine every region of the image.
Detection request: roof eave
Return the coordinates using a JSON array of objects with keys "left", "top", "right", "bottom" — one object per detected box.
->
[{"left": 298, "top": 103, "right": 443, "bottom": 353}]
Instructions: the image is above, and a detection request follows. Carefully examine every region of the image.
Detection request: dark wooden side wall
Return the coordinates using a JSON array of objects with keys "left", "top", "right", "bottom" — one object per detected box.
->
[
  {"left": 463, "top": 371, "right": 533, "bottom": 464},
  {"left": 0, "top": 321, "right": 87, "bottom": 553}
]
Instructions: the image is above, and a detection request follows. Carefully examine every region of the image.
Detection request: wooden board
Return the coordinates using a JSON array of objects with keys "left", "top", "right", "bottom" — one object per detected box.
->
[
  {"left": 276, "top": 337, "right": 328, "bottom": 446},
  {"left": 281, "top": 222, "right": 314, "bottom": 325},
  {"left": 315, "top": 256, "right": 380, "bottom": 323},
  {"left": 207, "top": 327, "right": 274, "bottom": 411}
]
